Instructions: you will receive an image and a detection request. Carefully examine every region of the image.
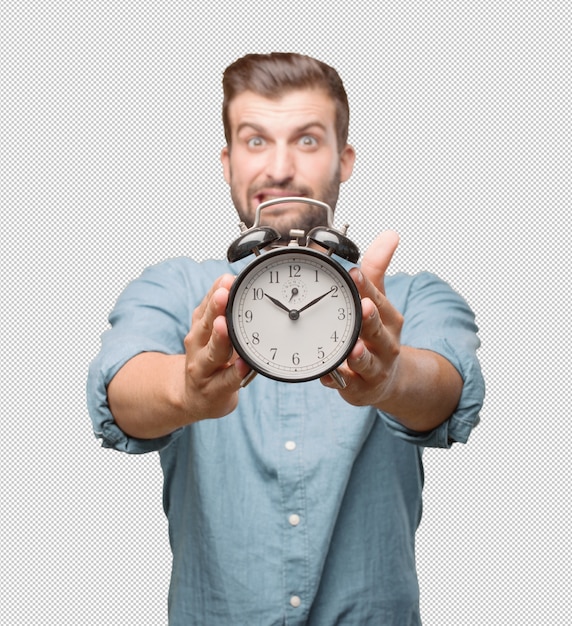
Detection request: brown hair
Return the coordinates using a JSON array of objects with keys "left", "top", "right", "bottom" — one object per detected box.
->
[{"left": 222, "top": 52, "right": 350, "bottom": 151}]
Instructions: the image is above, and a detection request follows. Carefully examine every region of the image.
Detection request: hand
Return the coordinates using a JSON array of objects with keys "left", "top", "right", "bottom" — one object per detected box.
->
[
  {"left": 182, "top": 274, "right": 251, "bottom": 421},
  {"left": 265, "top": 289, "right": 332, "bottom": 319},
  {"left": 297, "top": 288, "right": 332, "bottom": 314},
  {"left": 107, "top": 274, "right": 251, "bottom": 439},
  {"left": 264, "top": 292, "right": 292, "bottom": 314},
  {"left": 321, "top": 231, "right": 403, "bottom": 407},
  {"left": 321, "top": 231, "right": 464, "bottom": 431}
]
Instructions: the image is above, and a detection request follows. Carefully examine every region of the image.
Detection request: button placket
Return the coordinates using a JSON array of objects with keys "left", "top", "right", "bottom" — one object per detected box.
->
[{"left": 278, "top": 383, "right": 308, "bottom": 619}]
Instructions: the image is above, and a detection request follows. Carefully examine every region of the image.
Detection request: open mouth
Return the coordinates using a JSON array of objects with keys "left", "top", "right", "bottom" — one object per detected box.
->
[{"left": 254, "top": 192, "right": 307, "bottom": 207}]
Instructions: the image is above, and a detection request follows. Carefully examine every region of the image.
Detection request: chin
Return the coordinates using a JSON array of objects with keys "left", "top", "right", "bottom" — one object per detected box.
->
[
  {"left": 275, "top": 213, "right": 329, "bottom": 242},
  {"left": 237, "top": 195, "right": 331, "bottom": 236}
]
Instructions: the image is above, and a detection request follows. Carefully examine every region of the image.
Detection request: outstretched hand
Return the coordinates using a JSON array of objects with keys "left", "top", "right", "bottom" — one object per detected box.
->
[
  {"left": 182, "top": 274, "right": 251, "bottom": 421},
  {"left": 321, "top": 231, "right": 404, "bottom": 408}
]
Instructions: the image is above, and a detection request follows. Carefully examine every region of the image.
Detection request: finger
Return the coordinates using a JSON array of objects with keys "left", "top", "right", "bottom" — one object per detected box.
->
[
  {"left": 344, "top": 341, "right": 379, "bottom": 384},
  {"left": 359, "top": 230, "right": 399, "bottom": 295},
  {"left": 208, "top": 314, "right": 235, "bottom": 363},
  {"left": 351, "top": 272, "right": 404, "bottom": 330},
  {"left": 190, "top": 277, "right": 234, "bottom": 348},
  {"left": 193, "top": 274, "right": 235, "bottom": 321},
  {"left": 216, "top": 359, "right": 251, "bottom": 393},
  {"left": 350, "top": 304, "right": 398, "bottom": 368},
  {"left": 191, "top": 288, "right": 230, "bottom": 352},
  {"left": 190, "top": 315, "right": 244, "bottom": 382},
  {"left": 205, "top": 317, "right": 252, "bottom": 384}
]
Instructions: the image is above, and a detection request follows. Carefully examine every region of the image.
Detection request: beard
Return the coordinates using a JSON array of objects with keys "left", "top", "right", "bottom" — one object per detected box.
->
[{"left": 230, "top": 168, "right": 342, "bottom": 245}]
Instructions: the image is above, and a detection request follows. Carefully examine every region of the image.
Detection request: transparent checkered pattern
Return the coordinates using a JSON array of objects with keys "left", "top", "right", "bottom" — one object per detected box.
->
[{"left": 2, "top": 2, "right": 570, "bottom": 625}]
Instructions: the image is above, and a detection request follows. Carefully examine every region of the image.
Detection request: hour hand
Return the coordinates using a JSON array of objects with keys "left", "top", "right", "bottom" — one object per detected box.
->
[{"left": 264, "top": 293, "right": 292, "bottom": 314}]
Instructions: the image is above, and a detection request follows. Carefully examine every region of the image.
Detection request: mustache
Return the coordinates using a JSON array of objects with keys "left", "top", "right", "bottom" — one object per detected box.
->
[{"left": 249, "top": 181, "right": 313, "bottom": 197}]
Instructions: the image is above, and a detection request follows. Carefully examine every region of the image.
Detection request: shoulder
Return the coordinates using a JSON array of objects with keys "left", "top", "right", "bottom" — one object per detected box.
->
[
  {"left": 385, "top": 271, "right": 457, "bottom": 311},
  {"left": 141, "top": 256, "right": 232, "bottom": 280},
  {"left": 111, "top": 256, "right": 236, "bottom": 322},
  {"left": 134, "top": 256, "right": 236, "bottom": 293},
  {"left": 386, "top": 270, "right": 453, "bottom": 291}
]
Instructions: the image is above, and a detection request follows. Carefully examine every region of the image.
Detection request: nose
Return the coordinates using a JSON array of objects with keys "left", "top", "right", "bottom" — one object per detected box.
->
[{"left": 265, "top": 144, "right": 295, "bottom": 183}]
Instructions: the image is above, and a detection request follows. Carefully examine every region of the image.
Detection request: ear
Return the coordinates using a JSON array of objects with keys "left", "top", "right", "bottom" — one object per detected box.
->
[
  {"left": 339, "top": 144, "right": 356, "bottom": 183},
  {"left": 220, "top": 146, "right": 231, "bottom": 185}
]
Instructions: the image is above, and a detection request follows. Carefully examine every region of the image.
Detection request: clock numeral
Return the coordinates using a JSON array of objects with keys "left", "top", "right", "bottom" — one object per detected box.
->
[
  {"left": 289, "top": 265, "right": 301, "bottom": 278},
  {"left": 338, "top": 308, "right": 346, "bottom": 320},
  {"left": 252, "top": 288, "right": 264, "bottom": 301},
  {"left": 317, "top": 347, "right": 325, "bottom": 360},
  {"left": 268, "top": 271, "right": 279, "bottom": 284},
  {"left": 292, "top": 352, "right": 300, "bottom": 366},
  {"left": 330, "top": 285, "right": 339, "bottom": 297},
  {"left": 330, "top": 331, "right": 338, "bottom": 343},
  {"left": 270, "top": 348, "right": 277, "bottom": 360},
  {"left": 244, "top": 310, "right": 253, "bottom": 323},
  {"left": 252, "top": 332, "right": 260, "bottom": 345},
  {"left": 315, "top": 270, "right": 320, "bottom": 282}
]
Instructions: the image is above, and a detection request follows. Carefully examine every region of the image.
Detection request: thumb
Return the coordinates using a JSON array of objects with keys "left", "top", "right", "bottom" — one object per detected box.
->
[{"left": 360, "top": 230, "right": 400, "bottom": 294}]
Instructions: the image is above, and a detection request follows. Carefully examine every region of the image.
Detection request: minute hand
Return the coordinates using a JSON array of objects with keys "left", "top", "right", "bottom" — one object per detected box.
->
[{"left": 297, "top": 290, "right": 333, "bottom": 314}]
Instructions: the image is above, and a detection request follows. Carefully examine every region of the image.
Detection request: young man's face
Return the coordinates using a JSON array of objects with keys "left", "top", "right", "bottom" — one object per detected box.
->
[{"left": 221, "top": 88, "right": 355, "bottom": 242}]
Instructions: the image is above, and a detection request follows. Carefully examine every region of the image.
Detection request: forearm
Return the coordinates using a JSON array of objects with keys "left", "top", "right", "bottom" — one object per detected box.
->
[
  {"left": 376, "top": 346, "right": 463, "bottom": 433},
  {"left": 108, "top": 352, "right": 188, "bottom": 440}
]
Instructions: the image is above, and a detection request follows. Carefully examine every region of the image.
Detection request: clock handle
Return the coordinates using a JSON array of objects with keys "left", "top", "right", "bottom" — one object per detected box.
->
[{"left": 307, "top": 227, "right": 360, "bottom": 264}]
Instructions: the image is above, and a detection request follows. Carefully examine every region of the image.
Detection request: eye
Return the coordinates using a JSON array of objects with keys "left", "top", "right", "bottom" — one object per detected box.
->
[
  {"left": 298, "top": 135, "right": 318, "bottom": 148},
  {"left": 247, "top": 136, "right": 266, "bottom": 148}
]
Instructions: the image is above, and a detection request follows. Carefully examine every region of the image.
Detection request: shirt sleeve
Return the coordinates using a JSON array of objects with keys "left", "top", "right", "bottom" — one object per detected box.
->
[
  {"left": 86, "top": 258, "right": 207, "bottom": 454},
  {"left": 379, "top": 272, "right": 485, "bottom": 448}
]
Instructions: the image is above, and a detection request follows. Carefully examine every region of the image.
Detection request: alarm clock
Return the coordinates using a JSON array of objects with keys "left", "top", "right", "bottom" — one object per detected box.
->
[{"left": 226, "top": 197, "right": 362, "bottom": 387}]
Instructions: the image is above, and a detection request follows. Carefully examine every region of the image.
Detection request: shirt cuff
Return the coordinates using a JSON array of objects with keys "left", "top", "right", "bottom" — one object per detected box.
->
[
  {"left": 378, "top": 337, "right": 485, "bottom": 448},
  {"left": 86, "top": 338, "right": 183, "bottom": 454}
]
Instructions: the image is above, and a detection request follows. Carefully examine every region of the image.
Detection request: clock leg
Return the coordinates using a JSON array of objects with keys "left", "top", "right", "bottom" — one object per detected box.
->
[
  {"left": 330, "top": 369, "right": 347, "bottom": 389},
  {"left": 240, "top": 370, "right": 258, "bottom": 388}
]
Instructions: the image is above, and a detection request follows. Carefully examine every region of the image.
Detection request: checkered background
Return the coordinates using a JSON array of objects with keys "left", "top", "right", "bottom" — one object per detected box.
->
[{"left": 2, "top": 2, "right": 570, "bottom": 624}]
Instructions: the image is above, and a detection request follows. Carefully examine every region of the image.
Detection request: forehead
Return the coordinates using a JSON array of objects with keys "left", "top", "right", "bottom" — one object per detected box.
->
[{"left": 227, "top": 88, "right": 336, "bottom": 135}]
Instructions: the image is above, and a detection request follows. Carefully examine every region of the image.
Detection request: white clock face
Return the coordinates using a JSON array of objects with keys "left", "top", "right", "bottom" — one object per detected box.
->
[{"left": 227, "top": 248, "right": 362, "bottom": 382}]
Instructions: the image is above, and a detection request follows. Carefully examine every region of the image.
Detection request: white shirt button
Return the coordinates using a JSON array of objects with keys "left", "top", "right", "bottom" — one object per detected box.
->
[
  {"left": 288, "top": 513, "right": 301, "bottom": 526},
  {"left": 285, "top": 440, "right": 296, "bottom": 451},
  {"left": 290, "top": 595, "right": 301, "bottom": 608}
]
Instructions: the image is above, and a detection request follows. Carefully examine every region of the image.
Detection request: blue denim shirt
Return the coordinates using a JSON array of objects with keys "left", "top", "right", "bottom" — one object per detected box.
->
[{"left": 87, "top": 256, "right": 484, "bottom": 625}]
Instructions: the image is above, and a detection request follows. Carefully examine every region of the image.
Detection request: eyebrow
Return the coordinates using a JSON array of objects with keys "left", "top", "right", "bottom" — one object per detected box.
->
[{"left": 235, "top": 121, "right": 328, "bottom": 136}]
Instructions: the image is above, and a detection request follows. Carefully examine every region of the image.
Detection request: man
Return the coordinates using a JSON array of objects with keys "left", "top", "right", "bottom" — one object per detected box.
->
[{"left": 88, "top": 52, "right": 484, "bottom": 625}]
